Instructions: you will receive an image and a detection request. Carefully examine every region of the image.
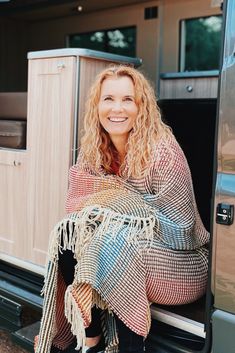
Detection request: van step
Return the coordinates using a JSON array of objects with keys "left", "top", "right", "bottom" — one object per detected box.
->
[
  {"left": 0, "top": 294, "right": 22, "bottom": 331},
  {"left": 0, "top": 261, "right": 43, "bottom": 311},
  {"left": 146, "top": 320, "right": 204, "bottom": 353},
  {"left": 151, "top": 306, "right": 205, "bottom": 338},
  {"left": 11, "top": 321, "right": 40, "bottom": 352}
]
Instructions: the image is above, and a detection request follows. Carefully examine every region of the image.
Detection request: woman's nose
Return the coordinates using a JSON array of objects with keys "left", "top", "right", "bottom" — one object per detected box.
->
[{"left": 111, "top": 100, "right": 124, "bottom": 112}]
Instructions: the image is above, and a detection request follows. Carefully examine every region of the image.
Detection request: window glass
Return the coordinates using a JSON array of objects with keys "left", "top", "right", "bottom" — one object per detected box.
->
[
  {"left": 180, "top": 15, "right": 222, "bottom": 71},
  {"left": 69, "top": 26, "right": 136, "bottom": 57}
]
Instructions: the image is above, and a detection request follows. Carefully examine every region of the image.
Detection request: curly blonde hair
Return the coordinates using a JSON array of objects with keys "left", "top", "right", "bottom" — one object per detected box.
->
[{"left": 80, "top": 65, "right": 172, "bottom": 178}]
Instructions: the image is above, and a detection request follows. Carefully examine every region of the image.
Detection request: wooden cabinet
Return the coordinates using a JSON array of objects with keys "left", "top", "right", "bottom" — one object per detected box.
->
[
  {"left": 0, "top": 49, "right": 141, "bottom": 268},
  {"left": 26, "top": 56, "right": 76, "bottom": 265},
  {"left": 159, "top": 71, "right": 219, "bottom": 99},
  {"left": 0, "top": 150, "right": 28, "bottom": 258}
]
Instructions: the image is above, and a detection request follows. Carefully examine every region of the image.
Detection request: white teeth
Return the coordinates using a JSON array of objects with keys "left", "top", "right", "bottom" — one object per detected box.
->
[{"left": 108, "top": 117, "right": 127, "bottom": 122}]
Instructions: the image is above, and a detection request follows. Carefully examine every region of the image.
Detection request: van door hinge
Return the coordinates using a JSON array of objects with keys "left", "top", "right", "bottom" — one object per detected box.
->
[{"left": 216, "top": 203, "right": 234, "bottom": 225}]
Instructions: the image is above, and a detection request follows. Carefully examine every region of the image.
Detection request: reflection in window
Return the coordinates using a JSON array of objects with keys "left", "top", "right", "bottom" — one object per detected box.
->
[
  {"left": 180, "top": 15, "right": 222, "bottom": 71},
  {"left": 69, "top": 26, "right": 136, "bottom": 57}
]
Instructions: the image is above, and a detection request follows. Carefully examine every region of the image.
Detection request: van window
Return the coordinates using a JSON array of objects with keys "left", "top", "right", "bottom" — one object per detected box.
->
[
  {"left": 180, "top": 15, "right": 222, "bottom": 71},
  {"left": 68, "top": 26, "right": 136, "bottom": 57}
]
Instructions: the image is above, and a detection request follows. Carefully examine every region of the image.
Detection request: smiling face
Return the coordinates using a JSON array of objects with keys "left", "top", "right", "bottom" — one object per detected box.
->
[{"left": 98, "top": 75, "right": 138, "bottom": 145}]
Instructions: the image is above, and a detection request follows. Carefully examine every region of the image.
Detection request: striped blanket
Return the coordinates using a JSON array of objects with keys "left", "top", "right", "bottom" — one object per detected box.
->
[{"left": 35, "top": 137, "right": 209, "bottom": 353}]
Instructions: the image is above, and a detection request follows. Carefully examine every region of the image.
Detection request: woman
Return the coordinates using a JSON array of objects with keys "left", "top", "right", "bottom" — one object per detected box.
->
[{"left": 35, "top": 65, "right": 209, "bottom": 353}]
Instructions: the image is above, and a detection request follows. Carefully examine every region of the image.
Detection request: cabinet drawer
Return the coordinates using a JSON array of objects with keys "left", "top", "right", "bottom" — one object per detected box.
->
[
  {"left": 160, "top": 77, "right": 218, "bottom": 99},
  {"left": 0, "top": 119, "right": 26, "bottom": 149}
]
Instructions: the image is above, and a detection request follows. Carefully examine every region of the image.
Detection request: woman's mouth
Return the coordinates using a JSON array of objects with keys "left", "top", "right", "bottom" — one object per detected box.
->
[{"left": 108, "top": 117, "right": 128, "bottom": 122}]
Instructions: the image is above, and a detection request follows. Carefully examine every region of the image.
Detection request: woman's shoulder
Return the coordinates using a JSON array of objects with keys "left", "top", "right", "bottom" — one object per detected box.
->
[
  {"left": 152, "top": 135, "right": 186, "bottom": 164},
  {"left": 69, "top": 158, "right": 102, "bottom": 179}
]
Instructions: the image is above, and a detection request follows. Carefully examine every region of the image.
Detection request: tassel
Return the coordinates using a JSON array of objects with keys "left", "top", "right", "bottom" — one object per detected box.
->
[
  {"left": 64, "top": 285, "right": 86, "bottom": 350},
  {"left": 92, "top": 289, "right": 109, "bottom": 311}
]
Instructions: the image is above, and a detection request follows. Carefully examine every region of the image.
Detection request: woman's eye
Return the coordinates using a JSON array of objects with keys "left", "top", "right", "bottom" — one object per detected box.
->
[
  {"left": 104, "top": 96, "right": 112, "bottom": 101},
  {"left": 124, "top": 97, "right": 133, "bottom": 102}
]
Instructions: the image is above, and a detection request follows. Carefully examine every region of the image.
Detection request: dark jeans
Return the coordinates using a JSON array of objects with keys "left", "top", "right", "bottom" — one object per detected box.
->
[{"left": 59, "top": 249, "right": 144, "bottom": 353}]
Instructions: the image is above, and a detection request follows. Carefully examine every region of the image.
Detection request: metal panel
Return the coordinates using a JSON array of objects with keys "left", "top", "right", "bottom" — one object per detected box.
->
[
  {"left": 212, "top": 309, "right": 235, "bottom": 353},
  {"left": 213, "top": 0, "right": 235, "bottom": 314}
]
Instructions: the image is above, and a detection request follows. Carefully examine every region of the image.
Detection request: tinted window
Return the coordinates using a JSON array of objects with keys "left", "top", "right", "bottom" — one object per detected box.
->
[
  {"left": 180, "top": 15, "right": 222, "bottom": 71},
  {"left": 69, "top": 26, "right": 136, "bottom": 57}
]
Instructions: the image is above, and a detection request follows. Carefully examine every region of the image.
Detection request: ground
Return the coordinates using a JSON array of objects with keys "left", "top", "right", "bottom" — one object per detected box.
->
[
  {"left": 0, "top": 330, "right": 28, "bottom": 353},
  {"left": 0, "top": 306, "right": 41, "bottom": 353}
]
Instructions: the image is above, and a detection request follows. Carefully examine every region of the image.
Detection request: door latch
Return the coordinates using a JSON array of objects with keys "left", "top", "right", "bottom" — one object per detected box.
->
[{"left": 216, "top": 203, "right": 234, "bottom": 225}]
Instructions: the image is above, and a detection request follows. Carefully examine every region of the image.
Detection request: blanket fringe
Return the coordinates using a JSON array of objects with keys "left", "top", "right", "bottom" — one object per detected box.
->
[
  {"left": 92, "top": 289, "right": 110, "bottom": 312},
  {"left": 64, "top": 285, "right": 86, "bottom": 350},
  {"left": 47, "top": 205, "right": 156, "bottom": 264}
]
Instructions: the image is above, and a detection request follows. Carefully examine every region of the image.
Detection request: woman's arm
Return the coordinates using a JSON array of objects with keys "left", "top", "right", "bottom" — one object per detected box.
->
[{"left": 147, "top": 138, "right": 209, "bottom": 250}]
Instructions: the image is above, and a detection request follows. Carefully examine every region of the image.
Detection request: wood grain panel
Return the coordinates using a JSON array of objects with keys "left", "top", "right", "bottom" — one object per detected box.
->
[
  {"left": 27, "top": 56, "right": 76, "bottom": 266},
  {"left": 0, "top": 149, "right": 28, "bottom": 258},
  {"left": 160, "top": 77, "right": 218, "bottom": 99}
]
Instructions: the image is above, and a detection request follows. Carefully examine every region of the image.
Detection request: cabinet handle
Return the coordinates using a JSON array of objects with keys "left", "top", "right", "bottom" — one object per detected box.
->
[
  {"left": 57, "top": 62, "right": 66, "bottom": 69},
  {"left": 0, "top": 160, "right": 21, "bottom": 166},
  {"left": 186, "top": 85, "right": 193, "bottom": 93},
  {"left": 13, "top": 160, "right": 21, "bottom": 166}
]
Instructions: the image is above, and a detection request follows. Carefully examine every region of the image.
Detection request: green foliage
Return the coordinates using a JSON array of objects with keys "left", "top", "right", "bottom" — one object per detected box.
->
[{"left": 184, "top": 16, "right": 222, "bottom": 71}]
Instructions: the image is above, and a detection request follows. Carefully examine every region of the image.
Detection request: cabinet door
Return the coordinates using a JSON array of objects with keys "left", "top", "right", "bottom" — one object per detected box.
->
[
  {"left": 0, "top": 150, "right": 28, "bottom": 259},
  {"left": 27, "top": 56, "right": 76, "bottom": 266}
]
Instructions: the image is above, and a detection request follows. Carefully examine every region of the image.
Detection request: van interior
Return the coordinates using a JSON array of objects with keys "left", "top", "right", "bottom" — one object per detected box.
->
[{"left": 146, "top": 97, "right": 217, "bottom": 352}]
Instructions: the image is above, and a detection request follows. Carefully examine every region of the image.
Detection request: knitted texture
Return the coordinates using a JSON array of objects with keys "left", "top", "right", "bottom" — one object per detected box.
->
[{"left": 35, "top": 137, "right": 209, "bottom": 353}]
